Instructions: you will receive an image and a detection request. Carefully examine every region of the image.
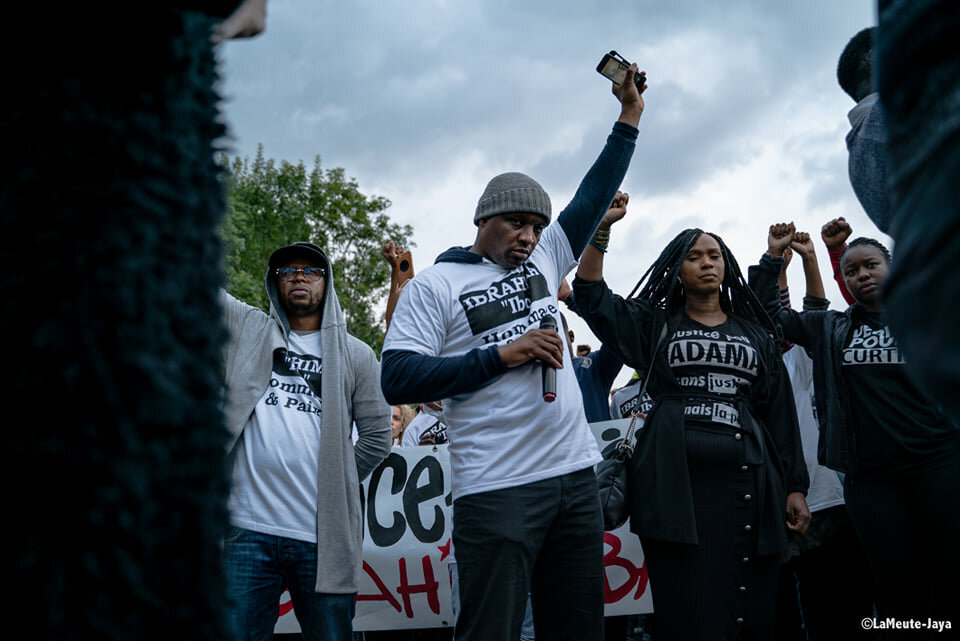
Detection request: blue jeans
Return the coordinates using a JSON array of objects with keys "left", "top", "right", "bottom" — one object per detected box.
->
[
  {"left": 223, "top": 527, "right": 356, "bottom": 641},
  {"left": 451, "top": 468, "right": 604, "bottom": 641}
]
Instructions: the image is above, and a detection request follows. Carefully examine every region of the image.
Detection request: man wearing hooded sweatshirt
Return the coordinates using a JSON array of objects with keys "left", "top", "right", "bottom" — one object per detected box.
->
[
  {"left": 219, "top": 241, "right": 391, "bottom": 641},
  {"left": 380, "top": 66, "right": 644, "bottom": 641}
]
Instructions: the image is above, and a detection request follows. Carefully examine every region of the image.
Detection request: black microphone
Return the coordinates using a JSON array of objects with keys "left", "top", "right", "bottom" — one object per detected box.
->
[{"left": 540, "top": 314, "right": 557, "bottom": 403}]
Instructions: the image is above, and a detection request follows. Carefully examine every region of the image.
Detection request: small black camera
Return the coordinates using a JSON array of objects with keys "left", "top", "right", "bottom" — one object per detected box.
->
[{"left": 596, "top": 51, "right": 646, "bottom": 89}]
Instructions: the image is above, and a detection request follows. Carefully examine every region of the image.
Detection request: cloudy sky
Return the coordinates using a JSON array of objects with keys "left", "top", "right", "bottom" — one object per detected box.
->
[{"left": 218, "top": 0, "right": 880, "bottom": 385}]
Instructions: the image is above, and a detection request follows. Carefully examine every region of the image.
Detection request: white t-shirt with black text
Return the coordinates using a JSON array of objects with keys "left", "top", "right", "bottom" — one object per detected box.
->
[
  {"left": 782, "top": 345, "right": 844, "bottom": 512},
  {"left": 402, "top": 405, "right": 449, "bottom": 447},
  {"left": 609, "top": 380, "right": 655, "bottom": 420},
  {"left": 229, "top": 331, "right": 323, "bottom": 542},
  {"left": 384, "top": 225, "right": 601, "bottom": 500}
]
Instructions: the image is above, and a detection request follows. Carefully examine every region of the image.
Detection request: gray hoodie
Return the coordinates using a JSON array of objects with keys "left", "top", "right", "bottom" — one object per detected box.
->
[
  {"left": 220, "top": 242, "right": 391, "bottom": 593},
  {"left": 846, "top": 92, "right": 891, "bottom": 233}
]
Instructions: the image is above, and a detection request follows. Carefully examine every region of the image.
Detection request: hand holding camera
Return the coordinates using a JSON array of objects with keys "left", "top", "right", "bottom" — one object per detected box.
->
[
  {"left": 597, "top": 50, "right": 645, "bottom": 126},
  {"left": 597, "top": 51, "right": 646, "bottom": 89}
]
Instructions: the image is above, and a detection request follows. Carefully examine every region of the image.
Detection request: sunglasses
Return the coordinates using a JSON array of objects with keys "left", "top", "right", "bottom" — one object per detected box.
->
[{"left": 274, "top": 267, "right": 326, "bottom": 282}]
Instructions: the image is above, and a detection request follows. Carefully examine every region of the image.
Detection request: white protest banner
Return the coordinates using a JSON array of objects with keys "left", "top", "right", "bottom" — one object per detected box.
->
[{"left": 275, "top": 418, "right": 651, "bottom": 633}]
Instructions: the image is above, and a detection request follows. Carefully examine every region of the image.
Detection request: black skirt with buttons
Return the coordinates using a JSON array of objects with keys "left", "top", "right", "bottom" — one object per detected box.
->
[{"left": 639, "top": 424, "right": 779, "bottom": 641}]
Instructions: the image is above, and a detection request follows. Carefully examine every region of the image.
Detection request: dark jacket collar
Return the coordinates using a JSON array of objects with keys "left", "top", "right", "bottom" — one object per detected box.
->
[{"left": 435, "top": 246, "right": 483, "bottom": 264}]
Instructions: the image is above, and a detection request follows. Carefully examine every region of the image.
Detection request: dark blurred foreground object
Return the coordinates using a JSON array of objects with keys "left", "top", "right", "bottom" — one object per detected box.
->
[
  {"left": 877, "top": 0, "right": 960, "bottom": 428},
  {"left": 3, "top": 3, "right": 245, "bottom": 639}
]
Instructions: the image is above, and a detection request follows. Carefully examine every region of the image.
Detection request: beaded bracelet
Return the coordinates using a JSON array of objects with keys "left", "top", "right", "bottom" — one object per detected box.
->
[{"left": 590, "top": 228, "right": 610, "bottom": 252}]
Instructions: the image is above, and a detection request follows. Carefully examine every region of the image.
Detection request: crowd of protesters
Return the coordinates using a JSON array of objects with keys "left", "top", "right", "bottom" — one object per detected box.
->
[
  {"left": 216, "top": 17, "right": 960, "bottom": 641},
  {"left": 14, "top": 0, "right": 959, "bottom": 639},
  {"left": 354, "top": 26, "right": 957, "bottom": 641}
]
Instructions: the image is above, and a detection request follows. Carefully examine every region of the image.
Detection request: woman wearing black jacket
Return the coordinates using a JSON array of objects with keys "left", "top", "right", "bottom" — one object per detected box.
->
[
  {"left": 573, "top": 211, "right": 810, "bottom": 641},
  {"left": 752, "top": 223, "right": 960, "bottom": 638}
]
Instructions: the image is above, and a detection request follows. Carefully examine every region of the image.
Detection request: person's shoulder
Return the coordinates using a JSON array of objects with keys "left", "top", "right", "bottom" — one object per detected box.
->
[
  {"left": 792, "top": 306, "right": 845, "bottom": 327},
  {"left": 404, "top": 261, "right": 463, "bottom": 290},
  {"left": 531, "top": 221, "right": 568, "bottom": 254},
  {"left": 392, "top": 266, "right": 464, "bottom": 319},
  {"left": 408, "top": 257, "right": 513, "bottom": 303},
  {"left": 401, "top": 411, "right": 432, "bottom": 443}
]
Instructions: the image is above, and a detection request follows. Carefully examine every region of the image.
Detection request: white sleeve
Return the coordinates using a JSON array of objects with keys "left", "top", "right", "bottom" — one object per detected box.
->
[
  {"left": 531, "top": 223, "right": 578, "bottom": 287},
  {"left": 382, "top": 274, "right": 448, "bottom": 356}
]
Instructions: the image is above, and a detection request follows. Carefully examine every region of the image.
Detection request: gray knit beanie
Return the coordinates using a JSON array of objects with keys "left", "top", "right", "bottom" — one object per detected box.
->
[{"left": 474, "top": 172, "right": 552, "bottom": 225}]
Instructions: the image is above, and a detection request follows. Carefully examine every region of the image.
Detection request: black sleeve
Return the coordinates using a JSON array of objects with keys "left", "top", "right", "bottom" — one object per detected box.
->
[
  {"left": 561, "top": 290, "right": 582, "bottom": 318},
  {"left": 556, "top": 121, "right": 638, "bottom": 257},
  {"left": 565, "top": 289, "right": 623, "bottom": 387},
  {"left": 747, "top": 253, "right": 787, "bottom": 321},
  {"left": 571, "top": 276, "right": 657, "bottom": 369},
  {"left": 748, "top": 253, "right": 827, "bottom": 349},
  {"left": 801, "top": 295, "right": 831, "bottom": 311},
  {"left": 380, "top": 347, "right": 509, "bottom": 406}
]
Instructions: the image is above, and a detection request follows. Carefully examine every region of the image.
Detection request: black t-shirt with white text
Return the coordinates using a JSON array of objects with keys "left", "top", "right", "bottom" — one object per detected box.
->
[
  {"left": 842, "top": 312, "right": 959, "bottom": 476},
  {"left": 667, "top": 316, "right": 760, "bottom": 430}
]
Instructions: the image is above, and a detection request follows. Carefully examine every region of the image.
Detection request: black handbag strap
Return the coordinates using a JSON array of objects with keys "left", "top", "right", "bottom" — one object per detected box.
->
[{"left": 617, "top": 319, "right": 670, "bottom": 454}]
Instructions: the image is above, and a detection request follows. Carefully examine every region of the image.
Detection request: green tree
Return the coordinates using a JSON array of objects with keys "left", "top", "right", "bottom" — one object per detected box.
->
[{"left": 220, "top": 144, "right": 413, "bottom": 353}]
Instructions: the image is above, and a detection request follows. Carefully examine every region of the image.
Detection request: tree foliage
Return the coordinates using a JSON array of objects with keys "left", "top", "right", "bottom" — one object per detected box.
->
[{"left": 219, "top": 145, "right": 413, "bottom": 353}]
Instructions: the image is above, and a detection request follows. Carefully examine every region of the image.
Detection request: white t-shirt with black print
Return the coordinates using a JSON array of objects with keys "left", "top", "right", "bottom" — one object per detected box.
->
[
  {"left": 609, "top": 379, "right": 655, "bottom": 420},
  {"left": 229, "top": 330, "right": 323, "bottom": 543},
  {"left": 384, "top": 224, "right": 601, "bottom": 501},
  {"left": 782, "top": 345, "right": 844, "bottom": 512}
]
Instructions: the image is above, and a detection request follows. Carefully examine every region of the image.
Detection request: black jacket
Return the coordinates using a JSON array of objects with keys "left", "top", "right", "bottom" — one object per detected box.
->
[
  {"left": 748, "top": 253, "right": 861, "bottom": 473},
  {"left": 573, "top": 276, "right": 809, "bottom": 555}
]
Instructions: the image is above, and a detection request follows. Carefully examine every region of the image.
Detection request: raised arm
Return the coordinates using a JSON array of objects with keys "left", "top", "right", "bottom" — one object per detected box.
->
[
  {"left": 778, "top": 247, "right": 793, "bottom": 296},
  {"left": 381, "top": 241, "right": 414, "bottom": 330},
  {"left": 572, "top": 194, "right": 658, "bottom": 367},
  {"left": 613, "top": 64, "right": 645, "bottom": 130},
  {"left": 820, "top": 217, "right": 856, "bottom": 305},
  {"left": 555, "top": 67, "right": 644, "bottom": 257},
  {"left": 575, "top": 191, "right": 628, "bottom": 283},
  {"left": 748, "top": 223, "right": 826, "bottom": 349},
  {"left": 382, "top": 65, "right": 646, "bottom": 405},
  {"left": 749, "top": 222, "right": 795, "bottom": 319},
  {"left": 789, "top": 231, "right": 830, "bottom": 310}
]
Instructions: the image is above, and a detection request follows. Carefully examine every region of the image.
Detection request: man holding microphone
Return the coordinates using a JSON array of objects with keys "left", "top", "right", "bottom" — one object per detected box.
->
[{"left": 380, "top": 62, "right": 645, "bottom": 641}]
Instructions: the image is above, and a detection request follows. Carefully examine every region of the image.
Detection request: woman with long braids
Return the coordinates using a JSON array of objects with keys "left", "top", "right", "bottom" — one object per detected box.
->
[
  {"left": 753, "top": 223, "right": 960, "bottom": 637},
  {"left": 572, "top": 205, "right": 810, "bottom": 640}
]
